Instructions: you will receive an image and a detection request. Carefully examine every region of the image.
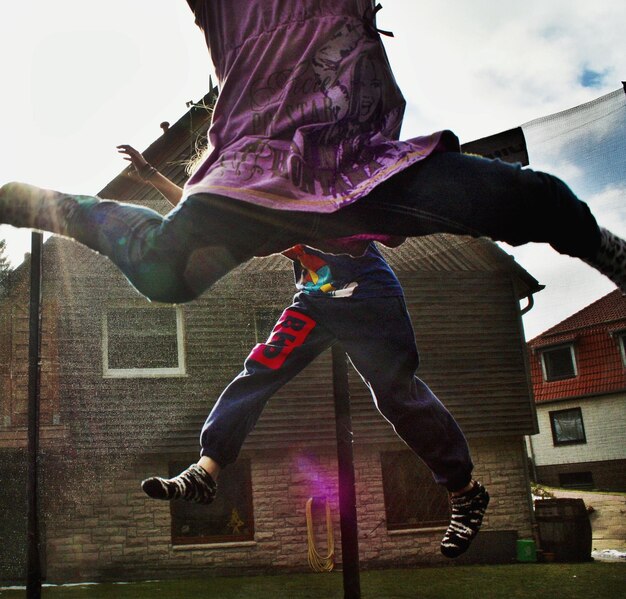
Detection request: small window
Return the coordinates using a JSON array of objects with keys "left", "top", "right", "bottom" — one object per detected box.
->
[
  {"left": 558, "top": 471, "right": 594, "bottom": 490},
  {"left": 171, "top": 459, "right": 255, "bottom": 545},
  {"left": 103, "top": 305, "right": 186, "bottom": 377},
  {"left": 540, "top": 345, "right": 577, "bottom": 381},
  {"left": 254, "top": 307, "right": 285, "bottom": 343},
  {"left": 381, "top": 450, "right": 449, "bottom": 530},
  {"left": 549, "top": 407, "right": 586, "bottom": 446},
  {"left": 618, "top": 334, "right": 626, "bottom": 367}
]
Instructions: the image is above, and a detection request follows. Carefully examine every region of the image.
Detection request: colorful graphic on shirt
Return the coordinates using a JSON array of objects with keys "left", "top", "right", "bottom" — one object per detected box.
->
[
  {"left": 248, "top": 308, "right": 317, "bottom": 370},
  {"left": 284, "top": 245, "right": 336, "bottom": 294}
]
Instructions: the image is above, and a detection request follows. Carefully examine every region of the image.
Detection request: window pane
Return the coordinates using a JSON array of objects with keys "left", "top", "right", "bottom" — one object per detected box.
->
[
  {"left": 254, "top": 308, "right": 285, "bottom": 343},
  {"left": 107, "top": 307, "right": 179, "bottom": 370},
  {"left": 558, "top": 471, "right": 594, "bottom": 489},
  {"left": 381, "top": 450, "right": 449, "bottom": 530},
  {"left": 543, "top": 346, "right": 576, "bottom": 381},
  {"left": 550, "top": 408, "right": 586, "bottom": 445},
  {"left": 170, "top": 459, "right": 254, "bottom": 544}
]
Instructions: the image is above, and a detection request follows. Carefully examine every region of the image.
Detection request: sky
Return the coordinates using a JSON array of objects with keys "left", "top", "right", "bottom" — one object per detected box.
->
[{"left": 1, "top": 0, "right": 624, "bottom": 340}]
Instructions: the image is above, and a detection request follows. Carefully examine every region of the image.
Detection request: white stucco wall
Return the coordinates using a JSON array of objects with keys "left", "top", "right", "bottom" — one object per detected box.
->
[{"left": 526, "top": 393, "right": 626, "bottom": 466}]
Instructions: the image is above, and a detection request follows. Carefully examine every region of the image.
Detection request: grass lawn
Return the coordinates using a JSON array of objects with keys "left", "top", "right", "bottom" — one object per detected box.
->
[{"left": 0, "top": 562, "right": 623, "bottom": 599}]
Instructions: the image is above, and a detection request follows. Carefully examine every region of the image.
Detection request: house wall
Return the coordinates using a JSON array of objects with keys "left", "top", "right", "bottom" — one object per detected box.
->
[
  {"left": 41, "top": 435, "right": 532, "bottom": 583},
  {"left": 534, "top": 459, "right": 626, "bottom": 492},
  {"left": 526, "top": 291, "right": 626, "bottom": 493},
  {"left": 1, "top": 239, "right": 538, "bottom": 582},
  {"left": 528, "top": 394, "right": 626, "bottom": 466},
  {"left": 527, "top": 393, "right": 626, "bottom": 491}
]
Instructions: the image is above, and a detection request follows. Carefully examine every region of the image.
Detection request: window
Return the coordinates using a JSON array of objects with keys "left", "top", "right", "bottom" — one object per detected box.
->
[
  {"left": 381, "top": 450, "right": 449, "bottom": 530},
  {"left": 170, "top": 459, "right": 255, "bottom": 545},
  {"left": 558, "top": 471, "right": 594, "bottom": 490},
  {"left": 540, "top": 345, "right": 577, "bottom": 381},
  {"left": 253, "top": 307, "right": 285, "bottom": 343},
  {"left": 549, "top": 407, "right": 586, "bottom": 446},
  {"left": 103, "top": 305, "right": 186, "bottom": 377},
  {"left": 618, "top": 334, "right": 626, "bottom": 367}
]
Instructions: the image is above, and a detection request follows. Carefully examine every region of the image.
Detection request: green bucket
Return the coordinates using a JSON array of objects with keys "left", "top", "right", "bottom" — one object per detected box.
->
[{"left": 517, "top": 539, "right": 537, "bottom": 562}]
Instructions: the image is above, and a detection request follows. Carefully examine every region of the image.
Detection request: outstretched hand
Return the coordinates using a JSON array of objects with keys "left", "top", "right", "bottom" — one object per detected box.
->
[
  {"left": 117, "top": 144, "right": 183, "bottom": 206},
  {"left": 117, "top": 144, "right": 149, "bottom": 175}
]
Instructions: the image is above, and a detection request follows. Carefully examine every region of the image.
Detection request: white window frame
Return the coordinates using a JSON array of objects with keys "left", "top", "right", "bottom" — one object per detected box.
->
[
  {"left": 618, "top": 334, "right": 626, "bottom": 367},
  {"left": 102, "top": 304, "right": 187, "bottom": 378},
  {"left": 540, "top": 344, "right": 577, "bottom": 382},
  {"left": 549, "top": 407, "right": 587, "bottom": 446}
]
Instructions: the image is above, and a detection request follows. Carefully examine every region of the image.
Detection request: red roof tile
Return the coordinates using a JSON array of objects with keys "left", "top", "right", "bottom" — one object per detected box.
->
[
  {"left": 529, "top": 290, "right": 626, "bottom": 342},
  {"left": 528, "top": 290, "right": 626, "bottom": 403}
]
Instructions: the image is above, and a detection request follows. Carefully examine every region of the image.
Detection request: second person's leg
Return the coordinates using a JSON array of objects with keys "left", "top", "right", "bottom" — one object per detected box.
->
[
  {"left": 311, "top": 295, "right": 474, "bottom": 491},
  {"left": 141, "top": 300, "right": 335, "bottom": 503}
]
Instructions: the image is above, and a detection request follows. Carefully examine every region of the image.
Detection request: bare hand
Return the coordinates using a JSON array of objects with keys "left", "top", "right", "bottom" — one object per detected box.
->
[{"left": 117, "top": 144, "right": 149, "bottom": 174}]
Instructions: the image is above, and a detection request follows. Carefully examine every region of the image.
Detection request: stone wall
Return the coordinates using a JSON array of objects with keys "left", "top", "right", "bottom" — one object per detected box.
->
[{"left": 41, "top": 435, "right": 533, "bottom": 582}]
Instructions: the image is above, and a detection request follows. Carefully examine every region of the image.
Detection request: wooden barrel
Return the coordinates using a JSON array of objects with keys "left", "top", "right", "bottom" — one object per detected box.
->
[{"left": 534, "top": 498, "right": 592, "bottom": 562}]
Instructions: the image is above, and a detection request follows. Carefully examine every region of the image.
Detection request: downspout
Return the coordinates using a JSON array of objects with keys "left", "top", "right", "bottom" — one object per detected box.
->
[
  {"left": 517, "top": 289, "right": 542, "bottom": 551},
  {"left": 519, "top": 290, "right": 540, "bottom": 482},
  {"left": 526, "top": 433, "right": 538, "bottom": 483}
]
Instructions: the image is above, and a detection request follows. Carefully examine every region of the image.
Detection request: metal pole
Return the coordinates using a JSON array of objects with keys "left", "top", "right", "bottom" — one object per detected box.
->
[
  {"left": 26, "top": 232, "right": 43, "bottom": 599},
  {"left": 331, "top": 343, "right": 361, "bottom": 599}
]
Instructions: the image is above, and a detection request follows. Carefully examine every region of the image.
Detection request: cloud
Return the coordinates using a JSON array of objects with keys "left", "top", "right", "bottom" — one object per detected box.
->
[
  {"left": 589, "top": 185, "right": 626, "bottom": 238},
  {"left": 383, "top": 0, "right": 626, "bottom": 141}
]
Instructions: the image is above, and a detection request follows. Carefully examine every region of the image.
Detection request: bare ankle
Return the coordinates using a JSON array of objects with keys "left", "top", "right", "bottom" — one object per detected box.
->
[{"left": 198, "top": 456, "right": 221, "bottom": 480}]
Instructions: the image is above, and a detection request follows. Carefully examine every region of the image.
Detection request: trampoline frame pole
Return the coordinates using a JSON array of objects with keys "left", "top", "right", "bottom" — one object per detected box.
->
[
  {"left": 331, "top": 343, "right": 361, "bottom": 599},
  {"left": 26, "top": 232, "right": 43, "bottom": 599}
]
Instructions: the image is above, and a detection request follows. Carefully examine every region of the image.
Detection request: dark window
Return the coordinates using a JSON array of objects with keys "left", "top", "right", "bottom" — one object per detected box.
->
[
  {"left": 170, "top": 459, "right": 255, "bottom": 545},
  {"left": 381, "top": 450, "right": 449, "bottom": 530},
  {"left": 541, "top": 345, "right": 576, "bottom": 381},
  {"left": 104, "top": 306, "right": 185, "bottom": 376},
  {"left": 618, "top": 334, "right": 626, "bottom": 366},
  {"left": 254, "top": 307, "right": 285, "bottom": 343},
  {"left": 549, "top": 407, "right": 586, "bottom": 446},
  {"left": 558, "top": 471, "right": 594, "bottom": 490}
]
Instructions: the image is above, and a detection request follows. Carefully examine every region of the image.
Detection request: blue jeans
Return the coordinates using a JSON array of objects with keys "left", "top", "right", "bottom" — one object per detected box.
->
[
  {"left": 200, "top": 293, "right": 474, "bottom": 491},
  {"left": 1, "top": 152, "right": 601, "bottom": 302}
]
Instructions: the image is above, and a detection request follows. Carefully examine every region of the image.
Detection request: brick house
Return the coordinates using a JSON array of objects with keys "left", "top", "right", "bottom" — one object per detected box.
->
[
  {"left": 1, "top": 97, "right": 541, "bottom": 582},
  {"left": 526, "top": 290, "right": 626, "bottom": 492}
]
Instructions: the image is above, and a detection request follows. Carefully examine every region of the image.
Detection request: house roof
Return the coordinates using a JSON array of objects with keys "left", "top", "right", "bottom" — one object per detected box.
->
[
  {"left": 529, "top": 289, "right": 626, "bottom": 346},
  {"left": 527, "top": 289, "right": 626, "bottom": 403}
]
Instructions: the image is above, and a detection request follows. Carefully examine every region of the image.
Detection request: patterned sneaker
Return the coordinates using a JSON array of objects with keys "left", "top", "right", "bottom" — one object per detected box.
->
[
  {"left": 583, "top": 228, "right": 626, "bottom": 293},
  {"left": 141, "top": 464, "right": 217, "bottom": 504},
  {"left": 440, "top": 481, "right": 489, "bottom": 558}
]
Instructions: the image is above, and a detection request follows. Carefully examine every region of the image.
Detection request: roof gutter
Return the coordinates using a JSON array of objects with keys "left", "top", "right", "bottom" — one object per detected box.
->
[{"left": 520, "top": 286, "right": 545, "bottom": 315}]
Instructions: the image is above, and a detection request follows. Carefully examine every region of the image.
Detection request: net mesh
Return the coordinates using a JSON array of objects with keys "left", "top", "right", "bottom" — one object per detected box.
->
[{"left": 507, "top": 87, "right": 626, "bottom": 338}]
